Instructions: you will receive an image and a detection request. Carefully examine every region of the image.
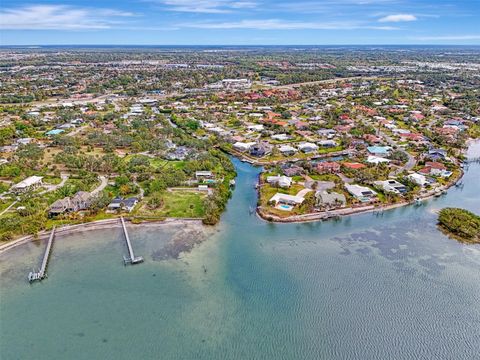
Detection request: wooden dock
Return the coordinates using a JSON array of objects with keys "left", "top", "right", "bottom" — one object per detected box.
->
[
  {"left": 120, "top": 217, "right": 144, "bottom": 265},
  {"left": 28, "top": 227, "right": 56, "bottom": 282}
]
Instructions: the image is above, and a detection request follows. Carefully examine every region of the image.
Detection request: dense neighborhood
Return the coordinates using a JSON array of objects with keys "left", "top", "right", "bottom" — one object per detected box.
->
[{"left": 1, "top": 47, "right": 479, "bottom": 239}]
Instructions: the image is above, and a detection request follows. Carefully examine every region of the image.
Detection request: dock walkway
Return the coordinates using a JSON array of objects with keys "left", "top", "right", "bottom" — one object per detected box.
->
[
  {"left": 28, "top": 227, "right": 56, "bottom": 282},
  {"left": 120, "top": 217, "right": 144, "bottom": 265}
]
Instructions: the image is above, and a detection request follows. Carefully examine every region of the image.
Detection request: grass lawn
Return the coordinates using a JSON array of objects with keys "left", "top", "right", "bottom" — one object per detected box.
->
[
  {"left": 42, "top": 176, "right": 62, "bottom": 185},
  {"left": 134, "top": 191, "right": 205, "bottom": 218}
]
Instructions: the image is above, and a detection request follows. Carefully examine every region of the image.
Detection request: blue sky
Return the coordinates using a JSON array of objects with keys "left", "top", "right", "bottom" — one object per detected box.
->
[{"left": 1, "top": 0, "right": 479, "bottom": 45}]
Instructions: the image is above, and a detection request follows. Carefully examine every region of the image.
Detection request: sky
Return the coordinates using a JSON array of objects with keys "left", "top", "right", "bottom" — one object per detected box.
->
[{"left": 1, "top": 0, "right": 479, "bottom": 45}]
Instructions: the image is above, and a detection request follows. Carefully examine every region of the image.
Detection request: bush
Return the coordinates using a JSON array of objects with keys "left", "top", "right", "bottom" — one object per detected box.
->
[{"left": 438, "top": 207, "right": 480, "bottom": 241}]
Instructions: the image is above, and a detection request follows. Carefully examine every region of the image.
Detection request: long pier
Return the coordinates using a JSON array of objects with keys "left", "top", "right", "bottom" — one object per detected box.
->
[
  {"left": 120, "top": 217, "right": 144, "bottom": 265},
  {"left": 28, "top": 227, "right": 56, "bottom": 282}
]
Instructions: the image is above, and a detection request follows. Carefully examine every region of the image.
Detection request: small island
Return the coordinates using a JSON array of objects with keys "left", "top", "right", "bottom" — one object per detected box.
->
[{"left": 438, "top": 208, "right": 480, "bottom": 243}]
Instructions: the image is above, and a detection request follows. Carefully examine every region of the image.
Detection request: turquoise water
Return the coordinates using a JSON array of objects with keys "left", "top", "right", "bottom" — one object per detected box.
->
[{"left": 1, "top": 144, "right": 480, "bottom": 359}]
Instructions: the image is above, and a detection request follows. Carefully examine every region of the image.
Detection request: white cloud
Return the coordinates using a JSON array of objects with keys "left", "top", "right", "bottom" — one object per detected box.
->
[
  {"left": 153, "top": 0, "right": 256, "bottom": 13},
  {"left": 378, "top": 14, "right": 417, "bottom": 22},
  {"left": 182, "top": 19, "right": 397, "bottom": 30},
  {"left": 0, "top": 5, "right": 135, "bottom": 30}
]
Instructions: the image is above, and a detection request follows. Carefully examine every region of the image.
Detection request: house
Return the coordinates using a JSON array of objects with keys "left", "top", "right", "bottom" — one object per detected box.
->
[
  {"left": 374, "top": 180, "right": 407, "bottom": 194},
  {"left": 266, "top": 175, "right": 292, "bottom": 188},
  {"left": 278, "top": 145, "right": 297, "bottom": 156},
  {"left": 195, "top": 171, "right": 214, "bottom": 179},
  {"left": 11, "top": 176, "right": 43, "bottom": 193},
  {"left": 407, "top": 173, "right": 429, "bottom": 187},
  {"left": 315, "top": 191, "right": 346, "bottom": 209},
  {"left": 122, "top": 197, "right": 139, "bottom": 212},
  {"left": 318, "top": 140, "right": 337, "bottom": 148},
  {"left": 250, "top": 143, "right": 271, "bottom": 157},
  {"left": 367, "top": 146, "right": 391, "bottom": 156},
  {"left": 271, "top": 133, "right": 291, "bottom": 141},
  {"left": 298, "top": 142, "right": 318, "bottom": 153},
  {"left": 282, "top": 166, "right": 303, "bottom": 177},
  {"left": 367, "top": 155, "right": 390, "bottom": 165},
  {"left": 345, "top": 184, "right": 377, "bottom": 202},
  {"left": 49, "top": 197, "right": 71, "bottom": 216},
  {"left": 233, "top": 141, "right": 255, "bottom": 152},
  {"left": 316, "top": 162, "right": 341, "bottom": 174},
  {"left": 70, "top": 191, "right": 92, "bottom": 211},
  {"left": 16, "top": 138, "right": 33, "bottom": 146},
  {"left": 269, "top": 193, "right": 305, "bottom": 210},
  {"left": 427, "top": 148, "right": 447, "bottom": 161},
  {"left": 363, "top": 134, "right": 382, "bottom": 144},
  {"left": 419, "top": 162, "right": 452, "bottom": 178},
  {"left": 45, "top": 129, "right": 65, "bottom": 136}
]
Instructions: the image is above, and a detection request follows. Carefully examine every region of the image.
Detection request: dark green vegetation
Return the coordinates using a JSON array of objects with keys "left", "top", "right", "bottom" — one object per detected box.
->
[{"left": 438, "top": 207, "right": 480, "bottom": 242}]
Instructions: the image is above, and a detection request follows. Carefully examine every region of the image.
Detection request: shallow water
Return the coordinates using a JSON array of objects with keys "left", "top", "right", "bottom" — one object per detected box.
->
[{"left": 1, "top": 144, "right": 479, "bottom": 360}]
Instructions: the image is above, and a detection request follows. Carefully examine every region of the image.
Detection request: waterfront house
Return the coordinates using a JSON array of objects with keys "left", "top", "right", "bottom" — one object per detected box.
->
[
  {"left": 266, "top": 175, "right": 293, "bottom": 188},
  {"left": 315, "top": 191, "right": 346, "bottom": 209},
  {"left": 419, "top": 162, "right": 452, "bottom": 178},
  {"left": 269, "top": 193, "right": 305, "bottom": 210},
  {"left": 407, "top": 173, "right": 429, "bottom": 187},
  {"left": 345, "top": 184, "right": 377, "bottom": 202},
  {"left": 374, "top": 180, "right": 407, "bottom": 194},
  {"left": 233, "top": 141, "right": 255, "bottom": 152}
]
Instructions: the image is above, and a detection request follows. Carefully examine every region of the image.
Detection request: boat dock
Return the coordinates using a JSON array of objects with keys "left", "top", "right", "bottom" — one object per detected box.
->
[
  {"left": 120, "top": 217, "right": 144, "bottom": 265},
  {"left": 28, "top": 227, "right": 56, "bottom": 282}
]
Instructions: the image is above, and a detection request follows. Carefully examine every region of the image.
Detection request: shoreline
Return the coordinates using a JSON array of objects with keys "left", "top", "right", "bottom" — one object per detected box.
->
[
  {"left": 255, "top": 139, "right": 480, "bottom": 224},
  {"left": 0, "top": 217, "right": 204, "bottom": 255},
  {"left": 256, "top": 165, "right": 465, "bottom": 224}
]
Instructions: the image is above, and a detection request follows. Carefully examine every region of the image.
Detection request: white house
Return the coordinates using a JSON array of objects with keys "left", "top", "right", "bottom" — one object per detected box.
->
[
  {"left": 11, "top": 176, "right": 43, "bottom": 193},
  {"left": 233, "top": 142, "right": 256, "bottom": 152},
  {"left": 374, "top": 180, "right": 407, "bottom": 194},
  {"left": 266, "top": 175, "right": 292, "bottom": 188},
  {"left": 345, "top": 184, "right": 377, "bottom": 202},
  {"left": 367, "top": 155, "right": 391, "bottom": 165},
  {"left": 278, "top": 145, "right": 297, "bottom": 156},
  {"left": 407, "top": 173, "right": 429, "bottom": 186},
  {"left": 298, "top": 142, "right": 318, "bottom": 153}
]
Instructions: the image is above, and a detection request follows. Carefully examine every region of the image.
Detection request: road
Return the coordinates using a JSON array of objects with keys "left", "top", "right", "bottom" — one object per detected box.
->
[
  {"left": 0, "top": 200, "right": 17, "bottom": 217},
  {"left": 91, "top": 176, "right": 108, "bottom": 196},
  {"left": 378, "top": 131, "right": 416, "bottom": 176},
  {"left": 39, "top": 173, "right": 69, "bottom": 195}
]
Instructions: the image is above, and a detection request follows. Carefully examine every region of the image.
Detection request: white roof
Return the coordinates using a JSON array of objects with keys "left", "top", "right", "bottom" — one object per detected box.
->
[
  {"left": 269, "top": 193, "right": 304, "bottom": 204},
  {"left": 12, "top": 176, "right": 43, "bottom": 189},
  {"left": 345, "top": 184, "right": 377, "bottom": 198},
  {"left": 278, "top": 145, "right": 297, "bottom": 152},
  {"left": 367, "top": 155, "right": 391, "bottom": 164}
]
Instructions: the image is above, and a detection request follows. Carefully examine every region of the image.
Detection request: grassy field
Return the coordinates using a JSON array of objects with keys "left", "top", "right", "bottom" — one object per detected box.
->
[{"left": 134, "top": 191, "right": 205, "bottom": 218}]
